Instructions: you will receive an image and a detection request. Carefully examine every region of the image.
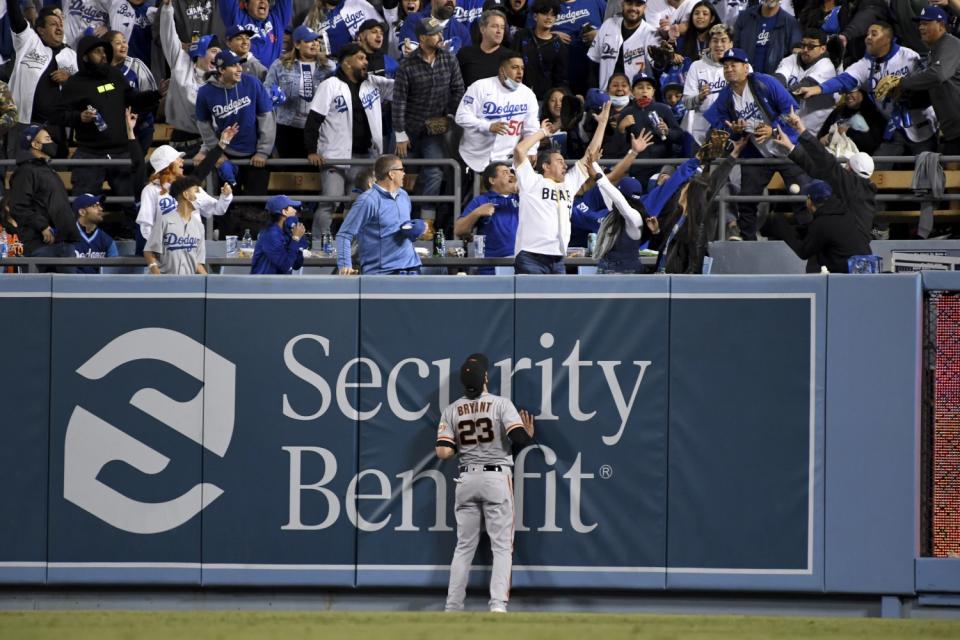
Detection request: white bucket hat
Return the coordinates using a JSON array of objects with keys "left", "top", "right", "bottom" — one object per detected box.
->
[{"left": 149, "top": 145, "right": 185, "bottom": 173}]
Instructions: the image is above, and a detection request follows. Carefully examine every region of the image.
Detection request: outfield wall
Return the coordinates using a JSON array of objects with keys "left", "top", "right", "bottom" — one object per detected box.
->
[{"left": 0, "top": 273, "right": 952, "bottom": 596}]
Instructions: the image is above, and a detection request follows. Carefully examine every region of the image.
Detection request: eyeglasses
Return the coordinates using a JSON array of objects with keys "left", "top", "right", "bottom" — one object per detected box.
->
[
  {"left": 800, "top": 42, "right": 823, "bottom": 50},
  {"left": 389, "top": 166, "right": 405, "bottom": 173}
]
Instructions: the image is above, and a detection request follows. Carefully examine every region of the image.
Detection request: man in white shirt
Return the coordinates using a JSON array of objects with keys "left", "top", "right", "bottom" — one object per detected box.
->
[
  {"left": 511, "top": 101, "right": 608, "bottom": 274},
  {"left": 456, "top": 52, "right": 540, "bottom": 175},
  {"left": 774, "top": 28, "right": 836, "bottom": 135},
  {"left": 589, "top": 0, "right": 659, "bottom": 90}
]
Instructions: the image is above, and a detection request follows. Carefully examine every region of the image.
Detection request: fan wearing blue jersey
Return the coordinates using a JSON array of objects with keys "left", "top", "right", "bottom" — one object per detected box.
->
[
  {"left": 217, "top": 0, "right": 292, "bottom": 67},
  {"left": 398, "top": 0, "right": 472, "bottom": 56},
  {"left": 454, "top": 161, "right": 519, "bottom": 274},
  {"left": 73, "top": 193, "right": 118, "bottom": 274}
]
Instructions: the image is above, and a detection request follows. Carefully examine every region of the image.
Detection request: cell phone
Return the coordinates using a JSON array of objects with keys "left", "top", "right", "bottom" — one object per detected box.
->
[{"left": 771, "top": 127, "right": 780, "bottom": 138}]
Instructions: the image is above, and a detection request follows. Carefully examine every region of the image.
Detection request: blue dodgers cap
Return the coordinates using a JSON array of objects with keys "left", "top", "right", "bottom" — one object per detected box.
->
[
  {"left": 225, "top": 24, "right": 256, "bottom": 39},
  {"left": 721, "top": 48, "right": 750, "bottom": 64},
  {"left": 292, "top": 25, "right": 322, "bottom": 42},
  {"left": 189, "top": 34, "right": 219, "bottom": 59},
  {"left": 72, "top": 193, "right": 104, "bottom": 214},
  {"left": 214, "top": 49, "right": 244, "bottom": 69},
  {"left": 660, "top": 72, "right": 684, "bottom": 91},
  {"left": 631, "top": 72, "right": 657, "bottom": 88},
  {"left": 584, "top": 88, "right": 610, "bottom": 112},
  {"left": 914, "top": 6, "right": 948, "bottom": 22},
  {"left": 618, "top": 177, "right": 644, "bottom": 199},
  {"left": 801, "top": 179, "right": 833, "bottom": 205},
  {"left": 265, "top": 195, "right": 302, "bottom": 213},
  {"left": 20, "top": 124, "right": 44, "bottom": 149},
  {"left": 398, "top": 218, "right": 426, "bottom": 240}
]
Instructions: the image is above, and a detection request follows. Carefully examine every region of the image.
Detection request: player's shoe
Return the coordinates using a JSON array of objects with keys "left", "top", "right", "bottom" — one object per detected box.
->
[{"left": 489, "top": 604, "right": 507, "bottom": 613}]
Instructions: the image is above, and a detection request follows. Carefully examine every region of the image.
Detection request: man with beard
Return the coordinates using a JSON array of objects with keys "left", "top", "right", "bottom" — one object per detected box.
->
[
  {"left": 72, "top": 193, "right": 119, "bottom": 274},
  {"left": 399, "top": 0, "right": 472, "bottom": 56},
  {"left": 218, "top": 0, "right": 292, "bottom": 66},
  {"left": 734, "top": 0, "right": 801, "bottom": 75},
  {"left": 6, "top": 0, "right": 77, "bottom": 159},
  {"left": 305, "top": 43, "right": 395, "bottom": 237},
  {"left": 588, "top": 0, "right": 659, "bottom": 90},
  {"left": 357, "top": 19, "right": 399, "bottom": 78},
  {"left": 394, "top": 17, "right": 465, "bottom": 236},
  {"left": 774, "top": 28, "right": 836, "bottom": 134},
  {"left": 56, "top": 35, "right": 161, "bottom": 206}
]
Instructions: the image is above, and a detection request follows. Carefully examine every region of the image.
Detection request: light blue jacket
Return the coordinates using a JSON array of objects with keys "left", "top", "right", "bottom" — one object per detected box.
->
[
  {"left": 264, "top": 58, "right": 334, "bottom": 128},
  {"left": 336, "top": 185, "right": 421, "bottom": 274}
]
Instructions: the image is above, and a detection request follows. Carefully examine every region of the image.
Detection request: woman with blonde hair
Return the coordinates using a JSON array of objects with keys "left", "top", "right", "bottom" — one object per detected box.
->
[{"left": 135, "top": 124, "right": 239, "bottom": 252}]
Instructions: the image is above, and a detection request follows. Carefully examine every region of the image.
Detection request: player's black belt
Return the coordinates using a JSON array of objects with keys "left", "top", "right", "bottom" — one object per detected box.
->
[{"left": 459, "top": 464, "right": 502, "bottom": 473}]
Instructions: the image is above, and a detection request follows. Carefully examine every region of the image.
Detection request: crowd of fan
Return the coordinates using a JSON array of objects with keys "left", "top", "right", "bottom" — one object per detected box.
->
[{"left": 0, "top": 0, "right": 957, "bottom": 274}]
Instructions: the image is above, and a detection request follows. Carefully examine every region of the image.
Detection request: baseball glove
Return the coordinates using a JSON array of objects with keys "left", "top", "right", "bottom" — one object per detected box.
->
[
  {"left": 874, "top": 74, "right": 902, "bottom": 102},
  {"left": 696, "top": 129, "right": 731, "bottom": 163},
  {"left": 423, "top": 116, "right": 450, "bottom": 136}
]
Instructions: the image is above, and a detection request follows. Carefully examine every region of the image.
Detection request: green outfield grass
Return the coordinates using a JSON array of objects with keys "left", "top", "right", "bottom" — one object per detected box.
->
[{"left": 1, "top": 611, "right": 959, "bottom": 640}]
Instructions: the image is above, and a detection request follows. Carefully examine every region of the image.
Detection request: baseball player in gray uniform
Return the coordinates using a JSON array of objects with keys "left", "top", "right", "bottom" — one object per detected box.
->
[{"left": 436, "top": 354, "right": 535, "bottom": 613}]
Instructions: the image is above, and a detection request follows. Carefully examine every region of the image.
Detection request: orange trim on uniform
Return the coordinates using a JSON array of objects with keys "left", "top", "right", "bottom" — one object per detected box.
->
[
  {"left": 505, "top": 423, "right": 525, "bottom": 433},
  {"left": 436, "top": 435, "right": 456, "bottom": 443}
]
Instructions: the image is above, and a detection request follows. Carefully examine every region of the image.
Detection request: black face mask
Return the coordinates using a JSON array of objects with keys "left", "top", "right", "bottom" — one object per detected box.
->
[{"left": 39, "top": 142, "right": 58, "bottom": 158}]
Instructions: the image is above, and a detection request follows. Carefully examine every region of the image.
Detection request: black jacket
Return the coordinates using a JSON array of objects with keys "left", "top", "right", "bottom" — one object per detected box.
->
[
  {"left": 9, "top": 150, "right": 78, "bottom": 255},
  {"left": 511, "top": 29, "right": 569, "bottom": 99},
  {"left": 816, "top": 96, "right": 886, "bottom": 155},
  {"left": 55, "top": 35, "right": 161, "bottom": 153},
  {"left": 764, "top": 198, "right": 872, "bottom": 274},
  {"left": 788, "top": 130, "right": 877, "bottom": 241}
]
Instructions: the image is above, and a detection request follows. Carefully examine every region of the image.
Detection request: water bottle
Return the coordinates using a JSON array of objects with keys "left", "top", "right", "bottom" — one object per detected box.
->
[
  {"left": 88, "top": 105, "right": 107, "bottom": 132},
  {"left": 587, "top": 233, "right": 597, "bottom": 257},
  {"left": 0, "top": 229, "right": 8, "bottom": 259},
  {"left": 241, "top": 228, "right": 253, "bottom": 255},
  {"left": 322, "top": 233, "right": 333, "bottom": 255},
  {"left": 433, "top": 228, "right": 446, "bottom": 257}
]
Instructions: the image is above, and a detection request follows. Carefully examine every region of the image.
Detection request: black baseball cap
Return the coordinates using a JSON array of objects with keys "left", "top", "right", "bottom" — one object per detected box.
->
[{"left": 460, "top": 353, "right": 489, "bottom": 399}]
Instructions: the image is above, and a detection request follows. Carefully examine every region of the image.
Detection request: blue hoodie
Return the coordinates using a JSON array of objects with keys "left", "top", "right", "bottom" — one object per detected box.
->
[
  {"left": 251, "top": 222, "right": 305, "bottom": 274},
  {"left": 196, "top": 74, "right": 273, "bottom": 156}
]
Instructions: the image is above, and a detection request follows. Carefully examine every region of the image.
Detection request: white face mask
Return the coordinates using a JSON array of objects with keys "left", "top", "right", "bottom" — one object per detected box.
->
[
  {"left": 502, "top": 76, "right": 519, "bottom": 91},
  {"left": 610, "top": 95, "right": 630, "bottom": 108}
]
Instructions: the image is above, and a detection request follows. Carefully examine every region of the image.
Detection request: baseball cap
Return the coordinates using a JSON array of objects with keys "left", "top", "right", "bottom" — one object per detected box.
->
[
  {"left": 660, "top": 72, "right": 684, "bottom": 91},
  {"left": 398, "top": 218, "right": 426, "bottom": 240},
  {"left": 214, "top": 49, "right": 244, "bottom": 70},
  {"left": 292, "top": 25, "right": 322, "bottom": 42},
  {"left": 631, "top": 72, "right": 657, "bottom": 88},
  {"left": 801, "top": 179, "right": 833, "bottom": 206},
  {"left": 72, "top": 193, "right": 104, "bottom": 214},
  {"left": 189, "top": 34, "right": 219, "bottom": 59},
  {"left": 416, "top": 16, "right": 444, "bottom": 37},
  {"left": 482, "top": 0, "right": 507, "bottom": 11},
  {"left": 721, "top": 48, "right": 750, "bottom": 64},
  {"left": 265, "top": 194, "right": 302, "bottom": 214},
  {"left": 847, "top": 152, "right": 875, "bottom": 179},
  {"left": 149, "top": 145, "right": 185, "bottom": 173},
  {"left": 618, "top": 177, "right": 644, "bottom": 200},
  {"left": 913, "top": 6, "right": 947, "bottom": 22},
  {"left": 226, "top": 24, "right": 256, "bottom": 40},
  {"left": 460, "top": 353, "right": 489, "bottom": 399},
  {"left": 20, "top": 124, "right": 44, "bottom": 149},
  {"left": 356, "top": 19, "right": 385, "bottom": 34},
  {"left": 584, "top": 88, "right": 610, "bottom": 113}
]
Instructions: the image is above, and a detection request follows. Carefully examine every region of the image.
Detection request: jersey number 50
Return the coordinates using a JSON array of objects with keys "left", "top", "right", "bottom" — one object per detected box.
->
[{"left": 457, "top": 418, "right": 495, "bottom": 445}]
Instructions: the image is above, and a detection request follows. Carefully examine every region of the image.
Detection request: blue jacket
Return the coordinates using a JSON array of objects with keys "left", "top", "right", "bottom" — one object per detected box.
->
[
  {"left": 218, "top": 0, "right": 292, "bottom": 67},
  {"left": 460, "top": 191, "right": 519, "bottom": 259},
  {"left": 734, "top": 6, "right": 801, "bottom": 75},
  {"left": 251, "top": 223, "right": 304, "bottom": 274},
  {"left": 336, "top": 185, "right": 421, "bottom": 274},
  {"left": 399, "top": 9, "right": 472, "bottom": 56},
  {"left": 703, "top": 72, "right": 800, "bottom": 157},
  {"left": 570, "top": 185, "right": 607, "bottom": 248}
]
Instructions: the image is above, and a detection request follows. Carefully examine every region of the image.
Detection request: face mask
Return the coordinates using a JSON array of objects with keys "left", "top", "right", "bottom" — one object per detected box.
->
[
  {"left": 284, "top": 215, "right": 300, "bottom": 232},
  {"left": 610, "top": 95, "right": 630, "bottom": 108},
  {"left": 39, "top": 142, "right": 58, "bottom": 158},
  {"left": 503, "top": 76, "right": 519, "bottom": 91},
  {"left": 635, "top": 96, "right": 653, "bottom": 108}
]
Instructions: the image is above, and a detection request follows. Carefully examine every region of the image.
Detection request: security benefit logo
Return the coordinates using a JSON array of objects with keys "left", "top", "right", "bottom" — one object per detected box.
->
[{"left": 63, "top": 328, "right": 236, "bottom": 534}]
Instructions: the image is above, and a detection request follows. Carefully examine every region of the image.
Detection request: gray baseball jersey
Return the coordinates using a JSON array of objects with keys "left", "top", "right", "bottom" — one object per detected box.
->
[
  {"left": 144, "top": 211, "right": 207, "bottom": 275},
  {"left": 437, "top": 392, "right": 524, "bottom": 467}
]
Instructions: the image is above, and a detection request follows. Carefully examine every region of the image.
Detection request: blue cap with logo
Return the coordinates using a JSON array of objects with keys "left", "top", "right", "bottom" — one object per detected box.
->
[
  {"left": 214, "top": 49, "right": 244, "bottom": 69},
  {"left": 913, "top": 6, "right": 948, "bottom": 22},
  {"left": 72, "top": 193, "right": 105, "bottom": 214},
  {"left": 20, "top": 124, "right": 44, "bottom": 149},
  {"left": 721, "top": 48, "right": 751, "bottom": 64},
  {"left": 660, "top": 72, "right": 684, "bottom": 91},
  {"left": 226, "top": 24, "right": 256, "bottom": 40},
  {"left": 189, "top": 34, "right": 218, "bottom": 59},
  {"left": 292, "top": 25, "right": 322, "bottom": 42},
  {"left": 801, "top": 179, "right": 833, "bottom": 205},
  {"left": 631, "top": 72, "right": 657, "bottom": 88},
  {"left": 265, "top": 195, "right": 302, "bottom": 214},
  {"left": 584, "top": 88, "right": 610, "bottom": 112}
]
